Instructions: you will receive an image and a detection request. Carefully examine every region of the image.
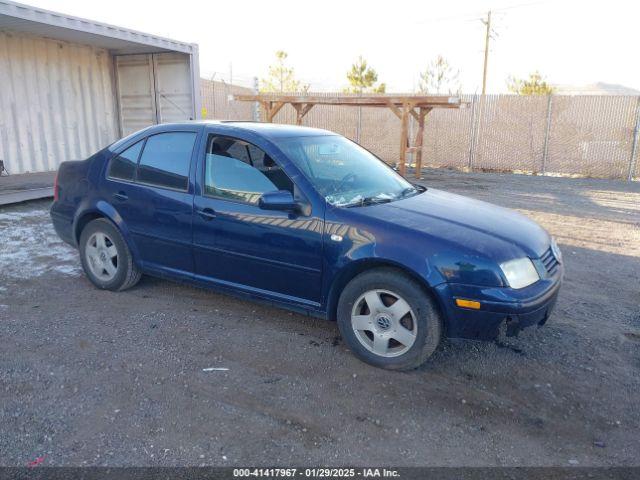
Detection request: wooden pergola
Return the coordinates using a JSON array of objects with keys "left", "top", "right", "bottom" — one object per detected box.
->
[{"left": 233, "top": 94, "right": 466, "bottom": 178}]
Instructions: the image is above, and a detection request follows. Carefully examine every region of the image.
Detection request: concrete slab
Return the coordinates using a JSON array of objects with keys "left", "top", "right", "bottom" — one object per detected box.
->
[
  {"left": 0, "top": 187, "right": 54, "bottom": 205},
  {"left": 0, "top": 171, "right": 55, "bottom": 205}
]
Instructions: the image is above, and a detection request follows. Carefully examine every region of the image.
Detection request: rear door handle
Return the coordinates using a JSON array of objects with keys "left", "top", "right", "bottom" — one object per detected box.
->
[
  {"left": 197, "top": 207, "right": 216, "bottom": 220},
  {"left": 113, "top": 191, "right": 128, "bottom": 201}
]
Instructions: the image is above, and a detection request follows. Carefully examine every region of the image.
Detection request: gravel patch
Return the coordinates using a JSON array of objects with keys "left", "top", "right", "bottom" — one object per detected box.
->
[{"left": 1, "top": 171, "right": 639, "bottom": 467}]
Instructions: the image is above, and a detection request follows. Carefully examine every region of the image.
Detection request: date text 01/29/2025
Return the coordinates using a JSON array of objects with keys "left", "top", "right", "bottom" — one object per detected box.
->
[{"left": 232, "top": 468, "right": 400, "bottom": 477}]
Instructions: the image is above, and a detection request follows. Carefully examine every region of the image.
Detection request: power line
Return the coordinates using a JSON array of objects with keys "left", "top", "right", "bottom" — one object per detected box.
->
[
  {"left": 491, "top": 1, "right": 547, "bottom": 13},
  {"left": 415, "top": 1, "right": 547, "bottom": 25}
]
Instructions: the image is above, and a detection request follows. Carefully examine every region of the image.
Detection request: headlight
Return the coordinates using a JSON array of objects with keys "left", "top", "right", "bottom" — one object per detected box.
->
[{"left": 499, "top": 257, "right": 540, "bottom": 289}]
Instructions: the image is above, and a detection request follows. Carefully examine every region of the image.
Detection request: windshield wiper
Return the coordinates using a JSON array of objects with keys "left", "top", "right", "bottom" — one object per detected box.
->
[
  {"left": 398, "top": 186, "right": 417, "bottom": 198},
  {"left": 345, "top": 196, "right": 394, "bottom": 208}
]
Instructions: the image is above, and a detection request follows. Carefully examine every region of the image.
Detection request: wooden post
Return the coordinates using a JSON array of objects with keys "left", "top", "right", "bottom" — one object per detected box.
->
[
  {"left": 301, "top": 103, "right": 313, "bottom": 122},
  {"left": 265, "top": 101, "right": 285, "bottom": 122},
  {"left": 292, "top": 103, "right": 314, "bottom": 125},
  {"left": 413, "top": 108, "right": 429, "bottom": 178},
  {"left": 261, "top": 102, "right": 271, "bottom": 122},
  {"left": 399, "top": 104, "right": 410, "bottom": 176},
  {"left": 293, "top": 104, "right": 303, "bottom": 125}
]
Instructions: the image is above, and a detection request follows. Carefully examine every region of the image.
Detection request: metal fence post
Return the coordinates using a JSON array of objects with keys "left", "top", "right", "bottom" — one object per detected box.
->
[
  {"left": 209, "top": 73, "right": 217, "bottom": 118},
  {"left": 627, "top": 96, "right": 640, "bottom": 181},
  {"left": 467, "top": 94, "right": 479, "bottom": 170},
  {"left": 253, "top": 76, "right": 260, "bottom": 122},
  {"left": 541, "top": 94, "right": 553, "bottom": 174},
  {"left": 356, "top": 90, "right": 362, "bottom": 144}
]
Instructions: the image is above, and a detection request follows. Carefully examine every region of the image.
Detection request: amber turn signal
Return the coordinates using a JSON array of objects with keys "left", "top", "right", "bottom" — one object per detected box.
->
[{"left": 455, "top": 298, "right": 481, "bottom": 310}]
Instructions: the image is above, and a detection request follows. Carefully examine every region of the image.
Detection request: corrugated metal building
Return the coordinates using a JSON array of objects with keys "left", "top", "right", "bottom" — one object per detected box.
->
[{"left": 0, "top": 0, "right": 201, "bottom": 174}]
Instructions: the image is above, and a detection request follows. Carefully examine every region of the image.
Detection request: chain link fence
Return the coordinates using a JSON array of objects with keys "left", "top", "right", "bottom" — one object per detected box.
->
[
  {"left": 200, "top": 79, "right": 640, "bottom": 180},
  {"left": 200, "top": 78, "right": 255, "bottom": 122}
]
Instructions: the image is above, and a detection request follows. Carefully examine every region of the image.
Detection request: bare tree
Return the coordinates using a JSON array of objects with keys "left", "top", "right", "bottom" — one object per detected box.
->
[{"left": 418, "top": 55, "right": 461, "bottom": 95}]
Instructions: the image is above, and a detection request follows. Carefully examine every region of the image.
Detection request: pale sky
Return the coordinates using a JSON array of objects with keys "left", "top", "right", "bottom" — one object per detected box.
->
[{"left": 20, "top": 0, "right": 640, "bottom": 93}]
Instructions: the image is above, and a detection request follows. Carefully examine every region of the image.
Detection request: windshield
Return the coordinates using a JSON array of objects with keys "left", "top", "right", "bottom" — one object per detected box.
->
[{"left": 275, "top": 135, "right": 418, "bottom": 207}]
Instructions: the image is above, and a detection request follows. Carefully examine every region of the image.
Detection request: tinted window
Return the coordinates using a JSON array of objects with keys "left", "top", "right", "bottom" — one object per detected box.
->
[
  {"left": 204, "top": 136, "right": 293, "bottom": 204},
  {"left": 137, "top": 132, "right": 196, "bottom": 191},
  {"left": 108, "top": 140, "right": 143, "bottom": 181},
  {"left": 226, "top": 142, "right": 251, "bottom": 163}
]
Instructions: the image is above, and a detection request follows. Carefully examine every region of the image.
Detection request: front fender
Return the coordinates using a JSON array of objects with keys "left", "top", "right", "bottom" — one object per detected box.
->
[
  {"left": 321, "top": 214, "right": 450, "bottom": 318},
  {"left": 322, "top": 214, "right": 447, "bottom": 293}
]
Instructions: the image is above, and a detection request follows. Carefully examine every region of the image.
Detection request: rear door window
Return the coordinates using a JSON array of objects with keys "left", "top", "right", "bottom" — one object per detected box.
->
[{"left": 137, "top": 132, "right": 197, "bottom": 191}]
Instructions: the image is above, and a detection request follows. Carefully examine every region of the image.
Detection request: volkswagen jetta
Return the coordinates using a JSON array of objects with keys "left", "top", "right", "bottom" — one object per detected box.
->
[{"left": 51, "top": 121, "right": 563, "bottom": 370}]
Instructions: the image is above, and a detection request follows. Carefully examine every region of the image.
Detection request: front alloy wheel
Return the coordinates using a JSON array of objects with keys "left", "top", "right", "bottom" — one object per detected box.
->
[
  {"left": 337, "top": 268, "right": 442, "bottom": 370},
  {"left": 351, "top": 289, "right": 417, "bottom": 357}
]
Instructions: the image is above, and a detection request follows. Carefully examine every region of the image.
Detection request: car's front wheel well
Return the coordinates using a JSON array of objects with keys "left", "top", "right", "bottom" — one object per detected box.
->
[{"left": 326, "top": 260, "right": 445, "bottom": 326}]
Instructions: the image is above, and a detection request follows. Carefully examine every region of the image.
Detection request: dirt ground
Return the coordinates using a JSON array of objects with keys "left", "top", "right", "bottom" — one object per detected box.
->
[{"left": 1, "top": 170, "right": 639, "bottom": 467}]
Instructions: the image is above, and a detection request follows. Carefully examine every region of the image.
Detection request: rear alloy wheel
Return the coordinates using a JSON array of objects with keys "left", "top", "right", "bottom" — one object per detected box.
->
[
  {"left": 79, "top": 218, "right": 141, "bottom": 291},
  {"left": 337, "top": 268, "right": 442, "bottom": 370},
  {"left": 85, "top": 232, "right": 118, "bottom": 282}
]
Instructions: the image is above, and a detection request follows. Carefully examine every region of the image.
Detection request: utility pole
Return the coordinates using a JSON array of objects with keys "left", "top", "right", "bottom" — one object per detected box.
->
[{"left": 481, "top": 10, "right": 492, "bottom": 95}]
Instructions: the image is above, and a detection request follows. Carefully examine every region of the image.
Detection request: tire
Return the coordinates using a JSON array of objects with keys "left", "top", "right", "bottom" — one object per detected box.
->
[
  {"left": 337, "top": 268, "right": 442, "bottom": 370},
  {"left": 79, "top": 218, "right": 141, "bottom": 291}
]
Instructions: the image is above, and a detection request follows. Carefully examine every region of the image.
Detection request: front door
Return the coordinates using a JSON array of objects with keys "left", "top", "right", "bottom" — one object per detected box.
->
[{"left": 192, "top": 133, "right": 324, "bottom": 306}]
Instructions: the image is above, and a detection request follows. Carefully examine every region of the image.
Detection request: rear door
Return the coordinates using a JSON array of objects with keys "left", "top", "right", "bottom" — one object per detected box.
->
[
  {"left": 192, "top": 130, "right": 324, "bottom": 306},
  {"left": 104, "top": 128, "right": 200, "bottom": 274}
]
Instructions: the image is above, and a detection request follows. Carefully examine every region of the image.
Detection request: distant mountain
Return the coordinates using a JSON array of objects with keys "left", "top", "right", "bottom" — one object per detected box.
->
[{"left": 553, "top": 82, "right": 640, "bottom": 95}]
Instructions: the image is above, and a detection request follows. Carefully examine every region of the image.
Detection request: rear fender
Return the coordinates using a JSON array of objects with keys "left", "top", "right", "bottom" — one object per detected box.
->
[{"left": 73, "top": 200, "right": 142, "bottom": 268}]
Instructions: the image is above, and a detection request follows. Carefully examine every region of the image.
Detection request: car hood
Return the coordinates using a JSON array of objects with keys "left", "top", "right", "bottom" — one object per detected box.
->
[{"left": 359, "top": 188, "right": 550, "bottom": 261}]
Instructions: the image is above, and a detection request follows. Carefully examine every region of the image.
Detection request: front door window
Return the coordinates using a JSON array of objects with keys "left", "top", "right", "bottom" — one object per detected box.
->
[{"left": 204, "top": 135, "right": 293, "bottom": 204}]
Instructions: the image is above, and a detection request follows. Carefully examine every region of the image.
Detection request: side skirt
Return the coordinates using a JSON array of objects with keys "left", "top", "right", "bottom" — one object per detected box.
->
[{"left": 141, "top": 264, "right": 327, "bottom": 320}]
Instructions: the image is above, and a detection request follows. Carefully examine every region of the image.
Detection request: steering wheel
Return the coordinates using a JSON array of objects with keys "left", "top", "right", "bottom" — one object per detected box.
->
[{"left": 332, "top": 172, "right": 357, "bottom": 194}]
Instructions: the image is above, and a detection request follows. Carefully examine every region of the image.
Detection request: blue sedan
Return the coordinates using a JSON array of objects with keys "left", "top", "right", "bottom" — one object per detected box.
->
[{"left": 51, "top": 121, "right": 563, "bottom": 370}]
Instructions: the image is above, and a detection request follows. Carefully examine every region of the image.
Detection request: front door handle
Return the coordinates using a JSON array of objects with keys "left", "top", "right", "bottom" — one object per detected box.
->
[
  {"left": 197, "top": 207, "right": 216, "bottom": 220},
  {"left": 113, "top": 191, "right": 128, "bottom": 201}
]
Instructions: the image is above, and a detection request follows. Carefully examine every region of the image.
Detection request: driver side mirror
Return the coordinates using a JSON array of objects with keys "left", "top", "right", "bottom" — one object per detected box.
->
[{"left": 258, "top": 190, "right": 302, "bottom": 213}]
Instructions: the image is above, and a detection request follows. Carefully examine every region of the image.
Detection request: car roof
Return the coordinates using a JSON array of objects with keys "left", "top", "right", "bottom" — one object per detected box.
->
[
  {"left": 107, "top": 121, "right": 338, "bottom": 152},
  {"left": 156, "top": 120, "right": 336, "bottom": 139}
]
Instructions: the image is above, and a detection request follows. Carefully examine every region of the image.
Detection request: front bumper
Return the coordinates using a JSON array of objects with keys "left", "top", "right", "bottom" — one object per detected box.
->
[{"left": 435, "top": 265, "right": 563, "bottom": 340}]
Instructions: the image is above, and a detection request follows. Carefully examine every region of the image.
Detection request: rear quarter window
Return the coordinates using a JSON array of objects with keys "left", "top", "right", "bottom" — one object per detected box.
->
[{"left": 107, "top": 140, "right": 144, "bottom": 181}]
